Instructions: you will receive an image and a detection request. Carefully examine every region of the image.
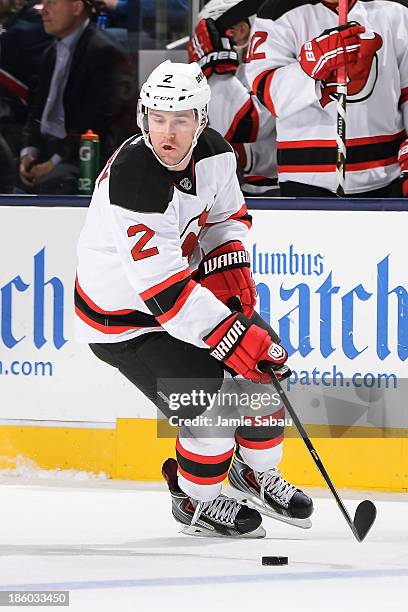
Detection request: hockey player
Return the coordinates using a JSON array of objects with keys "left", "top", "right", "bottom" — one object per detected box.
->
[
  {"left": 188, "top": 0, "right": 278, "bottom": 196},
  {"left": 245, "top": 0, "right": 408, "bottom": 197},
  {"left": 75, "top": 60, "right": 313, "bottom": 538}
]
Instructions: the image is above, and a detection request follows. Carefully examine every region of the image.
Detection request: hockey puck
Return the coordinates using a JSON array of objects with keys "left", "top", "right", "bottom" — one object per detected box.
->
[{"left": 262, "top": 556, "right": 288, "bottom": 566}]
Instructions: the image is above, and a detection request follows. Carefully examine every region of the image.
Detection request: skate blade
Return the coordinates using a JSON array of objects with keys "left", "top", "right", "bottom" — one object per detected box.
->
[
  {"left": 230, "top": 490, "right": 312, "bottom": 530},
  {"left": 179, "top": 524, "right": 266, "bottom": 539}
]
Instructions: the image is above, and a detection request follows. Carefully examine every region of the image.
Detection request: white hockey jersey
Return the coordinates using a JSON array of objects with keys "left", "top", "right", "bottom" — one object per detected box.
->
[
  {"left": 245, "top": 0, "right": 408, "bottom": 194},
  {"left": 75, "top": 128, "right": 252, "bottom": 346},
  {"left": 207, "top": 63, "right": 278, "bottom": 195}
]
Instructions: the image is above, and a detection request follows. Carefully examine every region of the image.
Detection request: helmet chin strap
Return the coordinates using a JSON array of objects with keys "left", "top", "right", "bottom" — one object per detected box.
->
[{"left": 142, "top": 116, "right": 208, "bottom": 171}]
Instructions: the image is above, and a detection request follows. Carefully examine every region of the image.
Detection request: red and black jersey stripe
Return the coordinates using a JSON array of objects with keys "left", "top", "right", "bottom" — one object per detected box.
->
[
  {"left": 232, "top": 143, "right": 247, "bottom": 170},
  {"left": 252, "top": 69, "right": 277, "bottom": 117},
  {"left": 277, "top": 132, "right": 406, "bottom": 173},
  {"left": 140, "top": 268, "right": 197, "bottom": 325},
  {"left": 400, "top": 87, "right": 408, "bottom": 107},
  {"left": 228, "top": 203, "right": 253, "bottom": 229},
  {"left": 225, "top": 98, "right": 259, "bottom": 144},
  {"left": 204, "top": 203, "right": 252, "bottom": 230},
  {"left": 244, "top": 176, "right": 278, "bottom": 187},
  {"left": 235, "top": 408, "right": 285, "bottom": 450},
  {"left": 75, "top": 277, "right": 159, "bottom": 334},
  {"left": 176, "top": 438, "right": 234, "bottom": 485}
]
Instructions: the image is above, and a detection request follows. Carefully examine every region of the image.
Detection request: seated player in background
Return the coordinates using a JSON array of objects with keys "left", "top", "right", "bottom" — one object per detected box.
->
[
  {"left": 188, "top": 0, "right": 278, "bottom": 196},
  {"left": 75, "top": 60, "right": 313, "bottom": 538},
  {"left": 245, "top": 0, "right": 408, "bottom": 198}
]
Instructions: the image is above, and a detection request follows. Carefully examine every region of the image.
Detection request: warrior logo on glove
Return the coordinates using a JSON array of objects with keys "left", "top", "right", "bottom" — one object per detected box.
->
[
  {"left": 204, "top": 312, "right": 289, "bottom": 384},
  {"left": 199, "top": 241, "right": 257, "bottom": 317},
  {"left": 202, "top": 249, "right": 250, "bottom": 275}
]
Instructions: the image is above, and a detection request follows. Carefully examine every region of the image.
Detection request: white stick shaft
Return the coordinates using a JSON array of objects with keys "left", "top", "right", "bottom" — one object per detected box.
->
[{"left": 336, "top": 0, "right": 349, "bottom": 197}]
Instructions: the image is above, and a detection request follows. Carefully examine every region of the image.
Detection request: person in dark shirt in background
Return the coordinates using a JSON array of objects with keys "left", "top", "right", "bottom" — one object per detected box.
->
[
  {"left": 0, "top": 0, "right": 52, "bottom": 190},
  {"left": 0, "top": 0, "right": 52, "bottom": 130},
  {"left": 19, "top": 0, "right": 131, "bottom": 195}
]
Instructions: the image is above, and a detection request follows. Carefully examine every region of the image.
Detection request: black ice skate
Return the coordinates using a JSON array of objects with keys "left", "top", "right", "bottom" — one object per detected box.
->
[
  {"left": 228, "top": 450, "right": 313, "bottom": 529},
  {"left": 162, "top": 458, "right": 265, "bottom": 538}
]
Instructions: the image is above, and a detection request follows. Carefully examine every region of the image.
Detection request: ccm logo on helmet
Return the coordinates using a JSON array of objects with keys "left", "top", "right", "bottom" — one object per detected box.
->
[
  {"left": 267, "top": 343, "right": 287, "bottom": 362},
  {"left": 154, "top": 95, "right": 176, "bottom": 101},
  {"left": 210, "top": 319, "right": 247, "bottom": 361}
]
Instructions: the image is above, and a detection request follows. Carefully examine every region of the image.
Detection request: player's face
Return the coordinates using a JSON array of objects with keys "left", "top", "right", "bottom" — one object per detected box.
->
[
  {"left": 148, "top": 109, "right": 199, "bottom": 168},
  {"left": 229, "top": 20, "right": 251, "bottom": 47}
]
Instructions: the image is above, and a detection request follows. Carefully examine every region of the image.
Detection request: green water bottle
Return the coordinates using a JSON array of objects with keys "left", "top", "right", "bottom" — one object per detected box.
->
[{"left": 78, "top": 130, "right": 100, "bottom": 195}]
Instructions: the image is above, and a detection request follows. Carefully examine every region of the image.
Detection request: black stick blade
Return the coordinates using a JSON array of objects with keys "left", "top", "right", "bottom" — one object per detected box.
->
[{"left": 353, "top": 500, "right": 377, "bottom": 542}]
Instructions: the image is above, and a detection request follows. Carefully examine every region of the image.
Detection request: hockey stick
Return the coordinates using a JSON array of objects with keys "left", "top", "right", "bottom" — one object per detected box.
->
[
  {"left": 227, "top": 297, "right": 377, "bottom": 542},
  {"left": 336, "top": 0, "right": 349, "bottom": 197},
  {"left": 262, "top": 366, "right": 377, "bottom": 542}
]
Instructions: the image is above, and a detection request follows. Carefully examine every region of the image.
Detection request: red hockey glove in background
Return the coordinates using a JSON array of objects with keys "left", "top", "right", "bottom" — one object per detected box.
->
[
  {"left": 204, "top": 313, "right": 290, "bottom": 384},
  {"left": 198, "top": 241, "right": 257, "bottom": 317},
  {"left": 299, "top": 22, "right": 365, "bottom": 82},
  {"left": 398, "top": 139, "right": 408, "bottom": 197},
  {"left": 188, "top": 18, "right": 239, "bottom": 78}
]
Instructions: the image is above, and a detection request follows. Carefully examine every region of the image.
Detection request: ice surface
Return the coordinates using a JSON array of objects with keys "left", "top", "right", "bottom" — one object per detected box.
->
[{"left": 0, "top": 473, "right": 406, "bottom": 612}]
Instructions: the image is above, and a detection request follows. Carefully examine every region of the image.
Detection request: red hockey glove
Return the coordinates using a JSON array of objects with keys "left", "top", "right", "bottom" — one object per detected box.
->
[
  {"left": 398, "top": 139, "right": 408, "bottom": 197},
  {"left": 198, "top": 241, "right": 257, "bottom": 317},
  {"left": 204, "top": 313, "right": 290, "bottom": 384},
  {"left": 188, "top": 18, "right": 239, "bottom": 78},
  {"left": 299, "top": 22, "right": 365, "bottom": 82}
]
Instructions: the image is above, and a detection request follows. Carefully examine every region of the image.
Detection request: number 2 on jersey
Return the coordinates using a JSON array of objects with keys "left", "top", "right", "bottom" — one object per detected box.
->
[
  {"left": 246, "top": 32, "right": 267, "bottom": 62},
  {"left": 127, "top": 224, "right": 159, "bottom": 261}
]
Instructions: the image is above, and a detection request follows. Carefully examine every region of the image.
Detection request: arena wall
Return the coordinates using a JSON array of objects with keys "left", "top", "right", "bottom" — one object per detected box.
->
[{"left": 0, "top": 201, "right": 406, "bottom": 490}]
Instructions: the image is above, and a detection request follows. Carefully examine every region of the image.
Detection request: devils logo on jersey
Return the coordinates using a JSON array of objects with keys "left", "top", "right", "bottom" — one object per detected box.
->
[
  {"left": 320, "top": 29, "right": 383, "bottom": 108},
  {"left": 181, "top": 204, "right": 212, "bottom": 260}
]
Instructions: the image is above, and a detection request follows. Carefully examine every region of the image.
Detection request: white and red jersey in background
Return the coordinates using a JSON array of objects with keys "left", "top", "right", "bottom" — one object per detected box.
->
[
  {"left": 245, "top": 0, "right": 408, "bottom": 194},
  {"left": 207, "top": 62, "right": 278, "bottom": 195}
]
